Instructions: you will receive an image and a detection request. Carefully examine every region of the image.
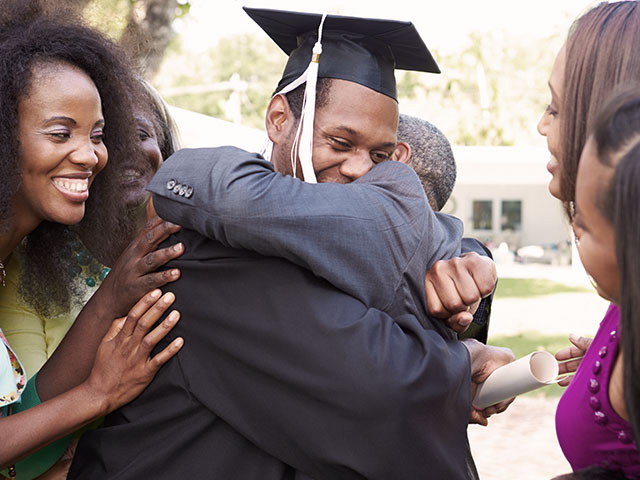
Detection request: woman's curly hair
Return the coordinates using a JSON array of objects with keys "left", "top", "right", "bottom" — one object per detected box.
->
[{"left": 0, "top": 2, "right": 146, "bottom": 316}]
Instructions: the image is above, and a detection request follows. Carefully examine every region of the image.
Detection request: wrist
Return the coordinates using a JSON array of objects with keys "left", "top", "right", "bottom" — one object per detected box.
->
[
  {"left": 461, "top": 338, "right": 483, "bottom": 374},
  {"left": 77, "top": 379, "right": 111, "bottom": 418},
  {"left": 87, "top": 282, "right": 117, "bottom": 322}
]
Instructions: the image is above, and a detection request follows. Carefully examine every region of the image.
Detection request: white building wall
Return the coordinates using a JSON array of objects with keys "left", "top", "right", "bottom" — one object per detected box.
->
[
  {"left": 443, "top": 146, "right": 571, "bottom": 252},
  {"left": 446, "top": 184, "right": 570, "bottom": 247}
]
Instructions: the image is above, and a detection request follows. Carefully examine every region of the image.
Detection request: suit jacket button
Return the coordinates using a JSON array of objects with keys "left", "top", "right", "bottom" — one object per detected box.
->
[
  {"left": 167, "top": 179, "right": 176, "bottom": 190},
  {"left": 179, "top": 185, "right": 188, "bottom": 196},
  {"left": 185, "top": 186, "right": 194, "bottom": 198},
  {"left": 173, "top": 183, "right": 182, "bottom": 194}
]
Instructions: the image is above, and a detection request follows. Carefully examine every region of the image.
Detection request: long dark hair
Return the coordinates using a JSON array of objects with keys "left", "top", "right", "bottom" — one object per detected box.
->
[
  {"left": 590, "top": 87, "right": 640, "bottom": 445},
  {"left": 560, "top": 0, "right": 640, "bottom": 219},
  {"left": 0, "top": 3, "right": 145, "bottom": 315}
]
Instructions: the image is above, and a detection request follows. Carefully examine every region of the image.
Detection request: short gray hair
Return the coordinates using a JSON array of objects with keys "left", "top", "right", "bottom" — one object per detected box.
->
[{"left": 398, "top": 114, "right": 456, "bottom": 211}]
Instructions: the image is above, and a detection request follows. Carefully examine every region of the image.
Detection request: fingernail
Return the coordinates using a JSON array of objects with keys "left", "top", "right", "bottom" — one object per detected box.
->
[
  {"left": 166, "top": 310, "right": 179, "bottom": 324},
  {"left": 150, "top": 289, "right": 161, "bottom": 298},
  {"left": 458, "top": 317, "right": 472, "bottom": 327},
  {"left": 174, "top": 337, "right": 184, "bottom": 348},
  {"left": 171, "top": 269, "right": 180, "bottom": 276},
  {"left": 173, "top": 243, "right": 183, "bottom": 252},
  {"left": 163, "top": 292, "right": 175, "bottom": 303}
]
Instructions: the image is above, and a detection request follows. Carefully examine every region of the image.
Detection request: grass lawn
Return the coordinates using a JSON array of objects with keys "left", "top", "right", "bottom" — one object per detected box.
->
[
  {"left": 494, "top": 278, "right": 590, "bottom": 299},
  {"left": 487, "top": 331, "right": 577, "bottom": 398}
]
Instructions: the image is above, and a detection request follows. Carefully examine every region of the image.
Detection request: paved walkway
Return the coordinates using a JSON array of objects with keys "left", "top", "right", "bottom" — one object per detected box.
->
[
  {"left": 468, "top": 263, "right": 608, "bottom": 479},
  {"left": 469, "top": 396, "right": 570, "bottom": 479}
]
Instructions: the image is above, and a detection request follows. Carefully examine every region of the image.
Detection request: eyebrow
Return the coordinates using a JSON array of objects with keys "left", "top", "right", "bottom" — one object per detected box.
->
[
  {"left": 333, "top": 125, "right": 396, "bottom": 149},
  {"left": 43, "top": 115, "right": 77, "bottom": 125},
  {"left": 43, "top": 116, "right": 105, "bottom": 128}
]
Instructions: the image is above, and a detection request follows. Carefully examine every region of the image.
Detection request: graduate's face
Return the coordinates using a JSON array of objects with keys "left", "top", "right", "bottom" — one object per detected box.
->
[
  {"left": 271, "top": 79, "right": 406, "bottom": 183},
  {"left": 537, "top": 43, "right": 566, "bottom": 199},
  {"left": 573, "top": 137, "right": 618, "bottom": 303}
]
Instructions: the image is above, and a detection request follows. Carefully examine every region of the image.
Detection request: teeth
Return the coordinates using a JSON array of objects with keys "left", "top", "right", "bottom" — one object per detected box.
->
[{"left": 54, "top": 179, "right": 88, "bottom": 193}]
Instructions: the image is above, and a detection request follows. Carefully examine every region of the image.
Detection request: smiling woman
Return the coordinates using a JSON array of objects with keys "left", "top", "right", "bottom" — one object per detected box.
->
[
  {"left": 15, "top": 62, "right": 108, "bottom": 230},
  {"left": 0, "top": 3, "right": 185, "bottom": 478},
  {"left": 0, "top": 9, "right": 145, "bottom": 317}
]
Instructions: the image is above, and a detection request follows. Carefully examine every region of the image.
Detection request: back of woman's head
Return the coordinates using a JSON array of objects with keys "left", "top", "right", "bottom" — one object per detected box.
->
[
  {"left": 139, "top": 79, "right": 182, "bottom": 160},
  {"left": 591, "top": 86, "right": 640, "bottom": 446},
  {"left": 560, "top": 0, "right": 640, "bottom": 217},
  {"left": 0, "top": 2, "right": 146, "bottom": 314}
]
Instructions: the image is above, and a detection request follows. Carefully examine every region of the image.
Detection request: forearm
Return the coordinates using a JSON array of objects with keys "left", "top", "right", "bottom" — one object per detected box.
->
[
  {"left": 0, "top": 381, "right": 107, "bottom": 470},
  {"left": 150, "top": 150, "right": 428, "bottom": 308},
  {"left": 36, "top": 288, "right": 112, "bottom": 400}
]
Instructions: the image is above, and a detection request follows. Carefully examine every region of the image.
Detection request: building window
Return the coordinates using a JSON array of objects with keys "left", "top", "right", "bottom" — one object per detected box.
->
[
  {"left": 472, "top": 200, "right": 493, "bottom": 230},
  {"left": 501, "top": 200, "right": 522, "bottom": 231}
]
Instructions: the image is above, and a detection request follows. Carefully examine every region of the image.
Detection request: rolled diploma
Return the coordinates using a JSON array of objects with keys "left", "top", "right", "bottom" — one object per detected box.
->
[{"left": 472, "top": 351, "right": 559, "bottom": 409}]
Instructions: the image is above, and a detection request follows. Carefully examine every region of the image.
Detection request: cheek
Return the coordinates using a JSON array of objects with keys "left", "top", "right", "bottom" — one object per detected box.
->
[
  {"left": 601, "top": 252, "right": 620, "bottom": 301},
  {"left": 310, "top": 145, "right": 335, "bottom": 172},
  {"left": 95, "top": 145, "right": 109, "bottom": 174},
  {"left": 547, "top": 119, "right": 561, "bottom": 157},
  {"left": 18, "top": 150, "right": 48, "bottom": 183},
  {"left": 142, "top": 142, "right": 163, "bottom": 168},
  {"left": 579, "top": 239, "right": 619, "bottom": 300}
]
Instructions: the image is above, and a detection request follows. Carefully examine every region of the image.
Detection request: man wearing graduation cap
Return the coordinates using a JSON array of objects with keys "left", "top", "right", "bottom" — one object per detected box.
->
[{"left": 69, "top": 8, "right": 511, "bottom": 480}]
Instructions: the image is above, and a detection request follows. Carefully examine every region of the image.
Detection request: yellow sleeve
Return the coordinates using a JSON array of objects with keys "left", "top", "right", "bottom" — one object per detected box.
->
[
  {"left": 0, "top": 256, "right": 47, "bottom": 379},
  {"left": 0, "top": 252, "right": 98, "bottom": 379}
]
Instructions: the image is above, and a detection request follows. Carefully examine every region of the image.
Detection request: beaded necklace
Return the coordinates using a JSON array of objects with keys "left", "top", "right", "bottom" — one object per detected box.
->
[
  {"left": 68, "top": 240, "right": 110, "bottom": 288},
  {"left": 72, "top": 249, "right": 110, "bottom": 287}
]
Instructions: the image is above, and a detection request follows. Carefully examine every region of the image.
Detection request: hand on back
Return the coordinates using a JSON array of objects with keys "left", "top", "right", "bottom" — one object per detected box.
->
[
  {"left": 86, "top": 289, "right": 183, "bottom": 412},
  {"left": 98, "top": 215, "right": 183, "bottom": 319}
]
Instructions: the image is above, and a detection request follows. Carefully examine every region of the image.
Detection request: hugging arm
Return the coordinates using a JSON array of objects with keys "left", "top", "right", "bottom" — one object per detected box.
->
[{"left": 148, "top": 147, "right": 459, "bottom": 310}]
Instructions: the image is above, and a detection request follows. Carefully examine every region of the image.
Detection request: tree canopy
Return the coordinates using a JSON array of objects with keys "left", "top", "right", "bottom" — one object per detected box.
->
[{"left": 71, "top": 0, "right": 563, "bottom": 146}]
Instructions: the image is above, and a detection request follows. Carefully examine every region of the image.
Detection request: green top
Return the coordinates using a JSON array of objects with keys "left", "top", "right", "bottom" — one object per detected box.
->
[{"left": 1, "top": 374, "right": 73, "bottom": 480}]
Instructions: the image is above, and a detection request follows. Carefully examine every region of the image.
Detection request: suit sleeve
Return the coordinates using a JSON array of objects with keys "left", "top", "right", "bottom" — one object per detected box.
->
[
  {"left": 148, "top": 147, "right": 441, "bottom": 310},
  {"left": 458, "top": 238, "right": 495, "bottom": 343},
  {"left": 168, "top": 238, "right": 473, "bottom": 479}
]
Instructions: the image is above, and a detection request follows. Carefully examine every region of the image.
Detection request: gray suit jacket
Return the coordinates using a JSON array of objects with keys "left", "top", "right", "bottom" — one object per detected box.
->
[
  {"left": 149, "top": 147, "right": 464, "bottom": 337},
  {"left": 69, "top": 147, "right": 476, "bottom": 479}
]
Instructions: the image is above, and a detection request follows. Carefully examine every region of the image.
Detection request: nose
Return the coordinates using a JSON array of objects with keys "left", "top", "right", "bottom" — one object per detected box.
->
[
  {"left": 537, "top": 111, "right": 548, "bottom": 137},
  {"left": 339, "top": 153, "right": 374, "bottom": 182},
  {"left": 69, "top": 138, "right": 101, "bottom": 169}
]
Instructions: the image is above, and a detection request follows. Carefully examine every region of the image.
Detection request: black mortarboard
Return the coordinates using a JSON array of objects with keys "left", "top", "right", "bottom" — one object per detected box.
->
[{"left": 243, "top": 7, "right": 440, "bottom": 101}]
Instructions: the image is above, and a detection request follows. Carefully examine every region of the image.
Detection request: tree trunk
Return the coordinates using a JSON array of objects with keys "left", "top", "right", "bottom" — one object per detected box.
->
[{"left": 119, "top": 0, "right": 178, "bottom": 80}]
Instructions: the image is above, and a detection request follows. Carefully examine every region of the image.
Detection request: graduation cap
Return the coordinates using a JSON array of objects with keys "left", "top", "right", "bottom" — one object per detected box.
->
[{"left": 244, "top": 6, "right": 440, "bottom": 183}]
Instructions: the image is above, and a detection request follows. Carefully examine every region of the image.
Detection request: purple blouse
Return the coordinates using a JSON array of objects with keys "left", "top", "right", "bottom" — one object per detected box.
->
[{"left": 556, "top": 304, "right": 640, "bottom": 477}]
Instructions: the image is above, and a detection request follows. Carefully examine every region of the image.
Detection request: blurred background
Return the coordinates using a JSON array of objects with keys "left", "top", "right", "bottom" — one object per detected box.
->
[
  {"left": 65, "top": 1, "right": 610, "bottom": 477},
  {"left": 76, "top": 0, "right": 597, "bottom": 264}
]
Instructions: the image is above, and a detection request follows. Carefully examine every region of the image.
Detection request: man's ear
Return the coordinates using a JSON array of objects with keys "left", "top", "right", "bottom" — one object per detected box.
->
[
  {"left": 392, "top": 141, "right": 411, "bottom": 164},
  {"left": 265, "top": 93, "right": 294, "bottom": 145}
]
